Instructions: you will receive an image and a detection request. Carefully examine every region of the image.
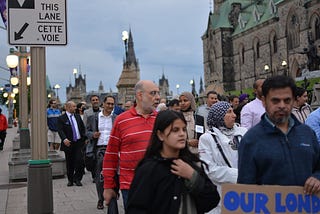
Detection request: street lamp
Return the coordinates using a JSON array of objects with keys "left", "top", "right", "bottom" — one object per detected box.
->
[
  {"left": 176, "top": 84, "right": 180, "bottom": 95},
  {"left": 281, "top": 60, "right": 288, "bottom": 76},
  {"left": 264, "top": 64, "right": 270, "bottom": 72},
  {"left": 73, "top": 68, "right": 77, "bottom": 80},
  {"left": 6, "top": 54, "right": 19, "bottom": 68},
  {"left": 54, "top": 84, "right": 61, "bottom": 99},
  {"left": 122, "top": 30, "right": 129, "bottom": 58}
]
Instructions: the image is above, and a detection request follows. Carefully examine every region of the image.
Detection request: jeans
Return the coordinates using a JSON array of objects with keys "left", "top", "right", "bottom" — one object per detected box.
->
[{"left": 121, "top": 189, "right": 129, "bottom": 211}]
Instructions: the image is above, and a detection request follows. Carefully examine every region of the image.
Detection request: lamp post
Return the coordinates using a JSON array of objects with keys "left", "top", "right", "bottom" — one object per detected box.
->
[
  {"left": 7, "top": 47, "right": 30, "bottom": 149},
  {"left": 176, "top": 84, "right": 180, "bottom": 95},
  {"left": 122, "top": 30, "right": 129, "bottom": 59},
  {"left": 54, "top": 84, "right": 61, "bottom": 100},
  {"left": 6, "top": 53, "right": 18, "bottom": 128},
  {"left": 281, "top": 60, "right": 288, "bottom": 76},
  {"left": 73, "top": 68, "right": 77, "bottom": 81}
]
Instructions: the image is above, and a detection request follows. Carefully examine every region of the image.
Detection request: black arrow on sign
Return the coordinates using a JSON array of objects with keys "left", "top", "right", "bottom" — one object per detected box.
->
[{"left": 14, "top": 23, "right": 29, "bottom": 41}]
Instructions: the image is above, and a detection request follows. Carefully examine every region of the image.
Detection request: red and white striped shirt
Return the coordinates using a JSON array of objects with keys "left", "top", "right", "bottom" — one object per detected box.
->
[{"left": 103, "top": 107, "right": 157, "bottom": 189}]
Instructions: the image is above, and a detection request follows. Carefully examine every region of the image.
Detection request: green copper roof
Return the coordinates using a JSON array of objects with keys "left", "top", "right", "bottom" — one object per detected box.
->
[{"left": 208, "top": 0, "right": 282, "bottom": 35}]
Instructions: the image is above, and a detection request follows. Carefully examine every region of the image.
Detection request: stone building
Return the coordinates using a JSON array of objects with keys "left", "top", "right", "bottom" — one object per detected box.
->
[
  {"left": 66, "top": 73, "right": 86, "bottom": 103},
  {"left": 159, "top": 72, "right": 172, "bottom": 100},
  {"left": 117, "top": 30, "right": 140, "bottom": 105},
  {"left": 202, "top": 0, "right": 320, "bottom": 93}
]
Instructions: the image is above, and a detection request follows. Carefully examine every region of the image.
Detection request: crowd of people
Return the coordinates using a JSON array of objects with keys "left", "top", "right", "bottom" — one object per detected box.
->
[{"left": 40, "top": 75, "right": 320, "bottom": 213}]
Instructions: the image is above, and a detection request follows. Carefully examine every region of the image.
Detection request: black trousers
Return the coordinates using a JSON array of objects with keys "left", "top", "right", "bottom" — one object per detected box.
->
[
  {"left": 0, "top": 130, "right": 6, "bottom": 149},
  {"left": 64, "top": 141, "right": 84, "bottom": 183},
  {"left": 95, "top": 146, "right": 106, "bottom": 201}
]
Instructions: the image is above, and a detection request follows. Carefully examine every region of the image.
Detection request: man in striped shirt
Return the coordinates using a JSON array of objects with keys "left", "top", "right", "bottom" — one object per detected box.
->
[{"left": 103, "top": 80, "right": 160, "bottom": 210}]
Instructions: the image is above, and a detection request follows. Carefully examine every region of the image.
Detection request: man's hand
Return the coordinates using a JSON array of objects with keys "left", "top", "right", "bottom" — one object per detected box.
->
[
  {"left": 63, "top": 139, "right": 71, "bottom": 147},
  {"left": 170, "top": 159, "right": 195, "bottom": 180},
  {"left": 304, "top": 176, "right": 320, "bottom": 195},
  {"left": 104, "top": 189, "right": 117, "bottom": 205},
  {"left": 93, "top": 131, "right": 101, "bottom": 139},
  {"left": 188, "top": 139, "right": 198, "bottom": 147}
]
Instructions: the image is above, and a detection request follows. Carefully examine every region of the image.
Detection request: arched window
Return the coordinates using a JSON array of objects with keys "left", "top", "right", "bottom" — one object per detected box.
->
[
  {"left": 273, "top": 36, "right": 277, "bottom": 53},
  {"left": 287, "top": 13, "right": 300, "bottom": 50},
  {"left": 239, "top": 44, "right": 245, "bottom": 65}
]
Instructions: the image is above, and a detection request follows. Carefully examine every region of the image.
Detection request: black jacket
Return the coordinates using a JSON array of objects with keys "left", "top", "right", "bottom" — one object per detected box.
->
[
  {"left": 57, "top": 113, "right": 86, "bottom": 151},
  {"left": 127, "top": 156, "right": 220, "bottom": 214}
]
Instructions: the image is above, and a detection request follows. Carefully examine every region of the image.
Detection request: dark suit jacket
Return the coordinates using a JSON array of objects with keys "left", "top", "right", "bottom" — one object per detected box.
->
[
  {"left": 57, "top": 113, "right": 86, "bottom": 151},
  {"left": 86, "top": 112, "right": 117, "bottom": 145}
]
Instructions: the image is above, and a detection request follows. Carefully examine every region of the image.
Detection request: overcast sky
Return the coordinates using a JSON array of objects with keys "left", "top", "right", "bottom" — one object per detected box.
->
[{"left": 0, "top": 0, "right": 211, "bottom": 102}]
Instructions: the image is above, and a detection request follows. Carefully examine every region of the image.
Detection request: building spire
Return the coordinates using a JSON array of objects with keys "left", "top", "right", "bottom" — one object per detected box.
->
[{"left": 126, "top": 29, "right": 137, "bottom": 66}]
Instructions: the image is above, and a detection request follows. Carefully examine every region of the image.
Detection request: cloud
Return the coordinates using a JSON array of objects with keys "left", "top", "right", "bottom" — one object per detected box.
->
[{"left": 1, "top": 0, "right": 210, "bottom": 102}]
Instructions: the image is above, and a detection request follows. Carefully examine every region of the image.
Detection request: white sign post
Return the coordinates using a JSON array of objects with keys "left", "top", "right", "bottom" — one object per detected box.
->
[{"left": 8, "top": 0, "right": 67, "bottom": 46}]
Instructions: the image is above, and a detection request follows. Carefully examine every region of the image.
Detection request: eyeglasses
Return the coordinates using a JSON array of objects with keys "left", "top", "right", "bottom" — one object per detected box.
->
[
  {"left": 146, "top": 91, "right": 160, "bottom": 96},
  {"left": 105, "top": 102, "right": 114, "bottom": 106}
]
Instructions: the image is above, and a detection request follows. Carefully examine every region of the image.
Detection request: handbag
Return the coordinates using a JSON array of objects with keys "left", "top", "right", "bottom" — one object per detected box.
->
[
  {"left": 84, "top": 112, "right": 99, "bottom": 171},
  {"left": 211, "top": 134, "right": 232, "bottom": 168},
  {"left": 84, "top": 141, "right": 96, "bottom": 171}
]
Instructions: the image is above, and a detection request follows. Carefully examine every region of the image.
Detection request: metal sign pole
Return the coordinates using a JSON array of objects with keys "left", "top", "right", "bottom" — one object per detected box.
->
[{"left": 28, "top": 47, "right": 53, "bottom": 214}]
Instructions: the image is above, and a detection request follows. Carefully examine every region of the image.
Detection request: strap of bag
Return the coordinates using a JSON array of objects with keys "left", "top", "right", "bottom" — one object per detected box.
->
[{"left": 211, "top": 134, "right": 232, "bottom": 168}]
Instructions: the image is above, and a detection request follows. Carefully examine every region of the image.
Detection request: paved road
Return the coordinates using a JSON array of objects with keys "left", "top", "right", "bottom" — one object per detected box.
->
[{"left": 0, "top": 127, "right": 125, "bottom": 214}]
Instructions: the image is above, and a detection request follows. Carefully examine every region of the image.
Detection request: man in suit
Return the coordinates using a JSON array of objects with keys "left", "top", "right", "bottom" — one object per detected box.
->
[
  {"left": 57, "top": 101, "right": 86, "bottom": 187},
  {"left": 86, "top": 95, "right": 117, "bottom": 209}
]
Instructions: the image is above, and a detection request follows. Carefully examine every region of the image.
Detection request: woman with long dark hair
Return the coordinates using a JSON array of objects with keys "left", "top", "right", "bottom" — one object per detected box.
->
[{"left": 127, "top": 110, "right": 220, "bottom": 214}]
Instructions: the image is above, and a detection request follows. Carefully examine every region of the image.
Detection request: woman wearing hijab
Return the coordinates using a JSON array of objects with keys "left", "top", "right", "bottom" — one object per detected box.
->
[
  {"left": 198, "top": 101, "right": 247, "bottom": 214},
  {"left": 179, "top": 92, "right": 205, "bottom": 153}
]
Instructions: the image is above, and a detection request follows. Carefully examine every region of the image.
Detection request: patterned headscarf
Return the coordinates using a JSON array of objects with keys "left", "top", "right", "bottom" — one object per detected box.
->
[
  {"left": 179, "top": 92, "right": 196, "bottom": 111},
  {"left": 207, "top": 101, "right": 231, "bottom": 129}
]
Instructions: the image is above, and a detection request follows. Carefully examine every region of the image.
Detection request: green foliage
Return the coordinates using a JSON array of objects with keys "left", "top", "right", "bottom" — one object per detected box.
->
[
  {"left": 226, "top": 77, "right": 320, "bottom": 99},
  {"left": 226, "top": 88, "right": 255, "bottom": 99}
]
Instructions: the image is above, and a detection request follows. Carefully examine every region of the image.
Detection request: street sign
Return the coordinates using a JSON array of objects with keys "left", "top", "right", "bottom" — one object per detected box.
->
[{"left": 7, "top": 0, "right": 67, "bottom": 46}]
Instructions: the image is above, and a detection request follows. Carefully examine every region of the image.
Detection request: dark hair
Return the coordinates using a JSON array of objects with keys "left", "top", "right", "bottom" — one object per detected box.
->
[
  {"left": 295, "top": 87, "right": 307, "bottom": 99},
  {"left": 262, "top": 75, "right": 297, "bottom": 97},
  {"left": 103, "top": 95, "right": 115, "bottom": 103},
  {"left": 228, "top": 95, "right": 239, "bottom": 102},
  {"left": 0, "top": 108, "right": 2, "bottom": 114},
  {"left": 141, "top": 110, "right": 204, "bottom": 167},
  {"left": 207, "top": 90, "right": 218, "bottom": 98},
  {"left": 90, "top": 94, "right": 99, "bottom": 101},
  {"left": 168, "top": 99, "right": 179, "bottom": 107}
]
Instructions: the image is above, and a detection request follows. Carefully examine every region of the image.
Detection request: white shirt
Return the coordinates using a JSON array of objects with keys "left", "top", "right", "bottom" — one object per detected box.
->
[
  {"left": 97, "top": 112, "right": 112, "bottom": 146},
  {"left": 66, "top": 112, "right": 80, "bottom": 140},
  {"left": 240, "top": 98, "right": 265, "bottom": 130}
]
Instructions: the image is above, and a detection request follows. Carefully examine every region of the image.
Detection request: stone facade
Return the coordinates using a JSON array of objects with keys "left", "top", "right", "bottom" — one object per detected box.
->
[
  {"left": 117, "top": 30, "right": 140, "bottom": 105},
  {"left": 66, "top": 73, "right": 86, "bottom": 103},
  {"left": 202, "top": 0, "right": 320, "bottom": 93},
  {"left": 159, "top": 73, "right": 172, "bottom": 100}
]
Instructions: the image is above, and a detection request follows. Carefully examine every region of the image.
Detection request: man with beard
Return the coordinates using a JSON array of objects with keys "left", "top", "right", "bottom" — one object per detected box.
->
[{"left": 237, "top": 75, "right": 320, "bottom": 195}]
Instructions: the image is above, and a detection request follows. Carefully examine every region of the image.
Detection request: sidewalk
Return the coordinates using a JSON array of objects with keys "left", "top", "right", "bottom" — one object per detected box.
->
[{"left": 0, "top": 127, "right": 125, "bottom": 214}]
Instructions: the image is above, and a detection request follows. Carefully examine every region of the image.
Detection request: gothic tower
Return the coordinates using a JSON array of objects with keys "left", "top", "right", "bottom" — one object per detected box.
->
[{"left": 117, "top": 29, "right": 140, "bottom": 104}]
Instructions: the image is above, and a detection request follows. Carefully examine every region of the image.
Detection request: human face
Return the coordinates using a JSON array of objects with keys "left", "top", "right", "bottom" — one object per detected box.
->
[
  {"left": 230, "top": 98, "right": 239, "bottom": 109},
  {"left": 90, "top": 96, "right": 100, "bottom": 109},
  {"left": 157, "top": 118, "right": 187, "bottom": 158},
  {"left": 170, "top": 104, "right": 181, "bottom": 112},
  {"left": 124, "top": 101, "right": 132, "bottom": 111},
  {"left": 207, "top": 93, "right": 218, "bottom": 107},
  {"left": 179, "top": 95, "right": 191, "bottom": 111},
  {"left": 224, "top": 107, "right": 236, "bottom": 129},
  {"left": 138, "top": 82, "right": 160, "bottom": 114},
  {"left": 50, "top": 101, "right": 57, "bottom": 109},
  {"left": 255, "top": 79, "right": 265, "bottom": 99},
  {"left": 103, "top": 97, "right": 115, "bottom": 115},
  {"left": 67, "top": 102, "right": 77, "bottom": 114},
  {"left": 262, "top": 87, "right": 294, "bottom": 125},
  {"left": 297, "top": 91, "right": 308, "bottom": 106}
]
